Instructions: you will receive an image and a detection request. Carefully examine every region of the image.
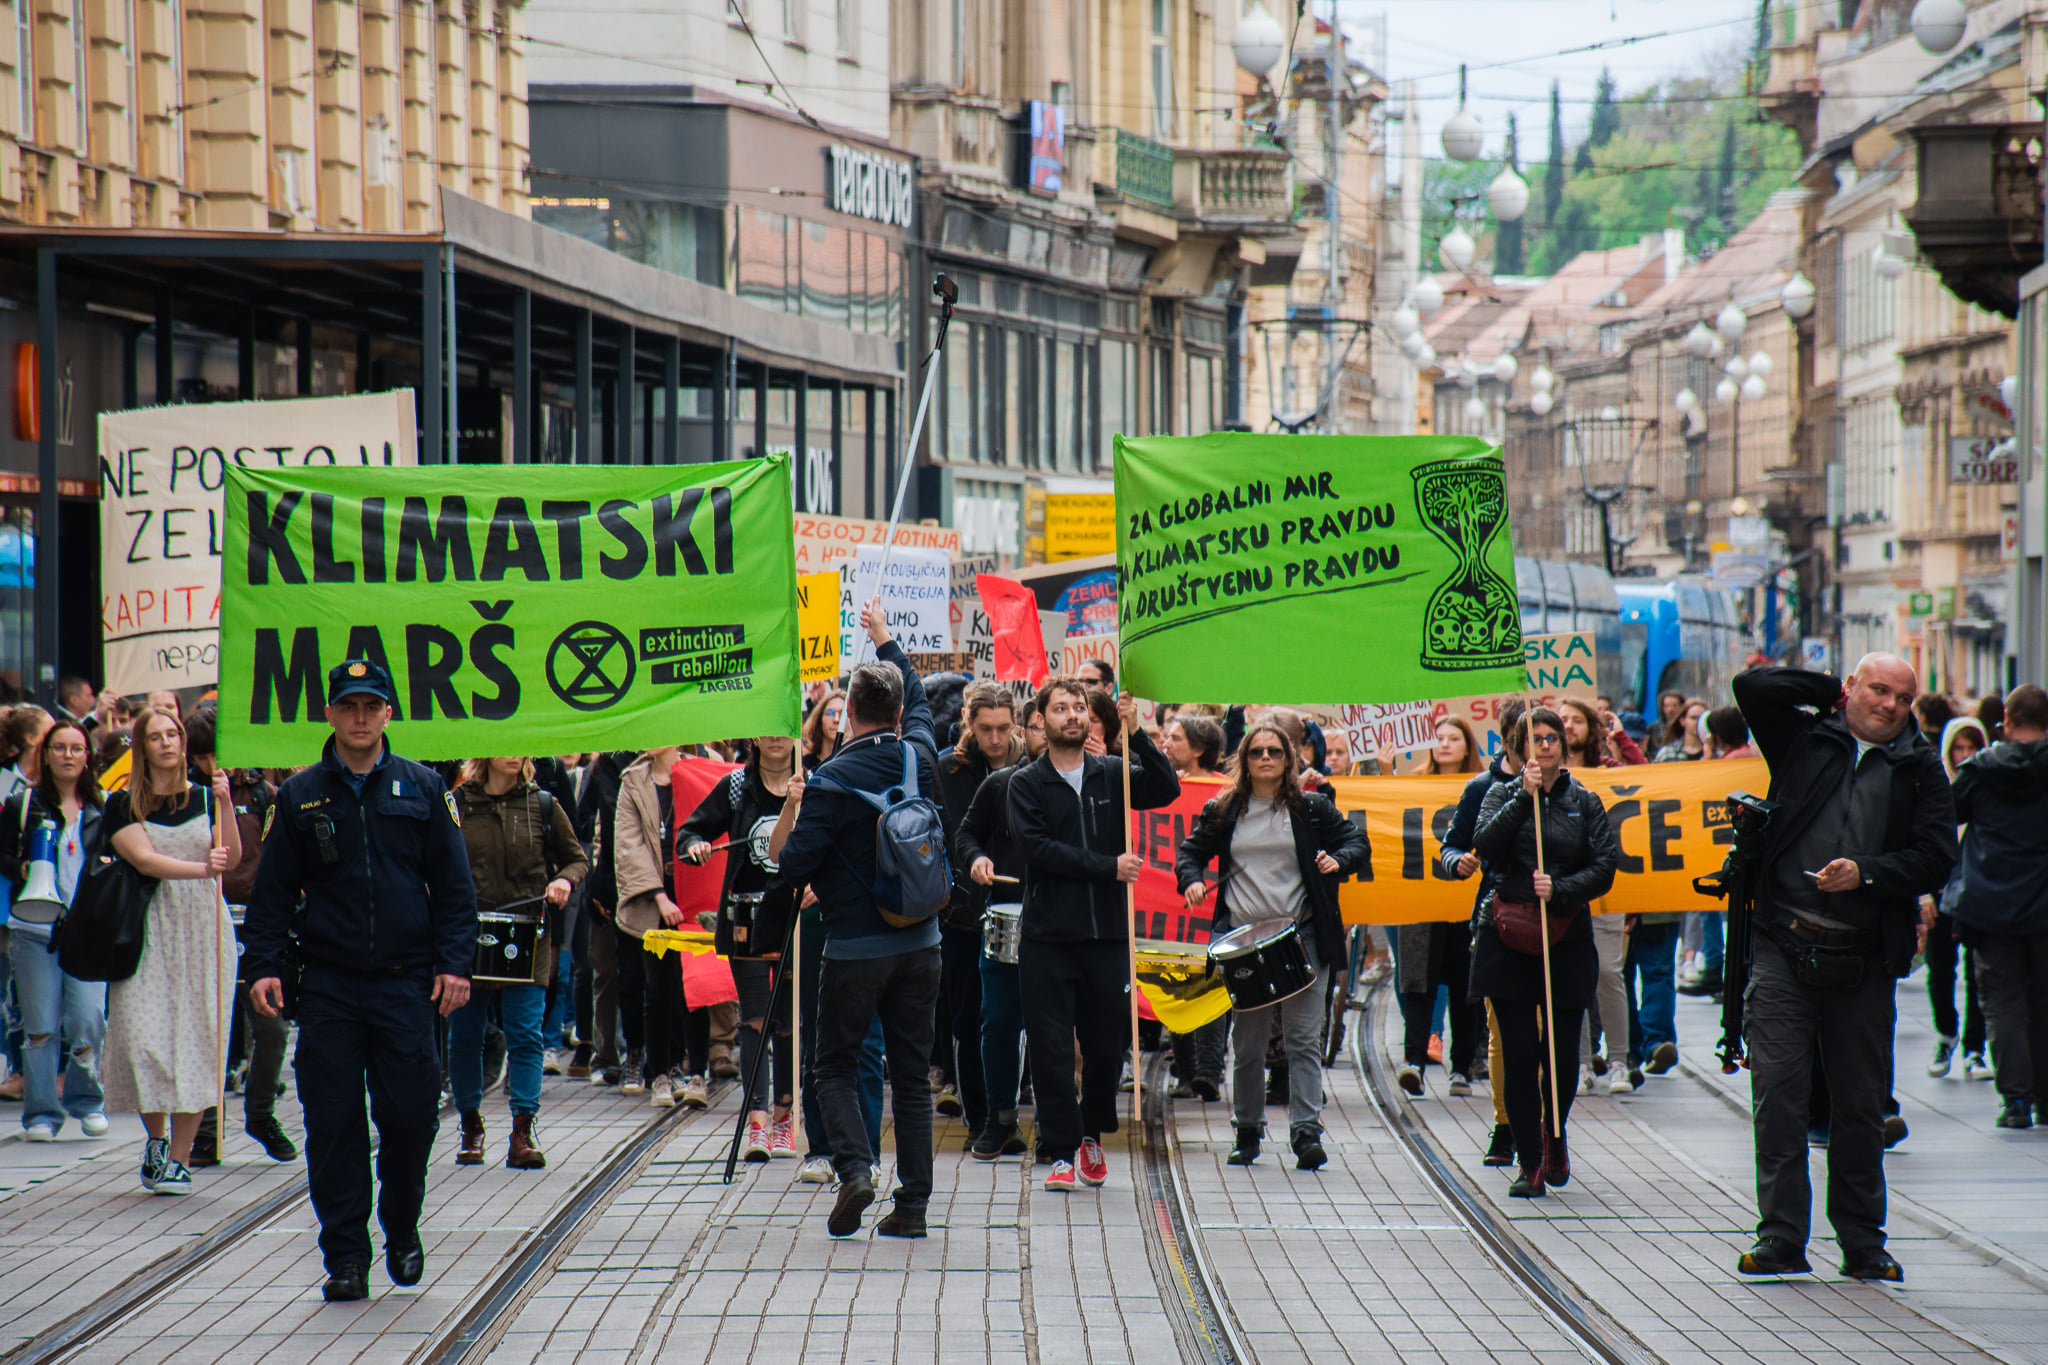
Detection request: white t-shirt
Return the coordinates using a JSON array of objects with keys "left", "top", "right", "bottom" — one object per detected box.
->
[{"left": 1055, "top": 761, "right": 1085, "bottom": 796}]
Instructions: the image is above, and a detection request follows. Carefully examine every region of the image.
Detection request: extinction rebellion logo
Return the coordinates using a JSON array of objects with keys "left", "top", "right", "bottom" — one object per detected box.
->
[{"left": 545, "top": 621, "right": 756, "bottom": 711}]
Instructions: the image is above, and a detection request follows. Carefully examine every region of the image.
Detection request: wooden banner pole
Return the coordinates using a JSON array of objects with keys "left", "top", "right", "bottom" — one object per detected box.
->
[{"left": 1123, "top": 713, "right": 1141, "bottom": 1133}]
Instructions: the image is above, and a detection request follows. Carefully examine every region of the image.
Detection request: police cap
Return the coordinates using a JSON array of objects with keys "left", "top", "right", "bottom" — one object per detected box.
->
[{"left": 327, "top": 658, "right": 397, "bottom": 706}]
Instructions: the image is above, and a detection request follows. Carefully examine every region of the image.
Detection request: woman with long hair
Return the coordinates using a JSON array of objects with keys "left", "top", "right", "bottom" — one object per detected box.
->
[
  {"left": 1176, "top": 722, "right": 1367, "bottom": 1169},
  {"left": 2, "top": 721, "right": 108, "bottom": 1140},
  {"left": 681, "top": 734, "right": 804, "bottom": 1161},
  {"left": 449, "top": 756, "right": 588, "bottom": 1169},
  {"left": 1924, "top": 718, "right": 1992, "bottom": 1079},
  {"left": 0, "top": 702, "right": 46, "bottom": 1100},
  {"left": 801, "top": 690, "right": 847, "bottom": 765},
  {"left": 612, "top": 746, "right": 712, "bottom": 1108},
  {"left": 1423, "top": 717, "right": 1484, "bottom": 776},
  {"left": 1083, "top": 688, "right": 1123, "bottom": 756},
  {"left": 101, "top": 707, "right": 238, "bottom": 1195},
  {"left": 1652, "top": 699, "right": 1709, "bottom": 762},
  {"left": 1556, "top": 699, "right": 1631, "bottom": 1095},
  {"left": 1470, "top": 707, "right": 1619, "bottom": 1197}
]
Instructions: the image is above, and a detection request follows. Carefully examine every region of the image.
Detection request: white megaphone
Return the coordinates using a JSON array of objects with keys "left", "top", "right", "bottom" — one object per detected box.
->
[{"left": 15, "top": 817, "right": 63, "bottom": 916}]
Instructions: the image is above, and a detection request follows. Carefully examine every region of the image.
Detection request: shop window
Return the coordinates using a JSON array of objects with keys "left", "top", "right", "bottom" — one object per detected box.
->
[
  {"left": 979, "top": 322, "right": 1002, "bottom": 465},
  {"left": 735, "top": 207, "right": 788, "bottom": 312},
  {"left": 1102, "top": 337, "right": 1136, "bottom": 447},
  {"left": 1151, "top": 344, "right": 1173, "bottom": 435},
  {"left": 1054, "top": 339, "right": 1077, "bottom": 471},
  {"left": 944, "top": 323, "right": 971, "bottom": 461},
  {"left": 804, "top": 219, "right": 849, "bottom": 327},
  {"left": 1005, "top": 330, "right": 1024, "bottom": 467}
]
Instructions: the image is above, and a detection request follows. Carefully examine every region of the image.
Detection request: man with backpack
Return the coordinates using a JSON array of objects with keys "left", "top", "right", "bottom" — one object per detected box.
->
[{"left": 773, "top": 601, "right": 947, "bottom": 1240}]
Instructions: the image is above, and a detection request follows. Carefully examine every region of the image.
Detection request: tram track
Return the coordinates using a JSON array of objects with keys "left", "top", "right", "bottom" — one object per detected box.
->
[
  {"left": 1347, "top": 982, "right": 1664, "bottom": 1365},
  {"left": 1138, "top": 1051, "right": 1255, "bottom": 1365},
  {"left": 10, "top": 1082, "right": 738, "bottom": 1365}
]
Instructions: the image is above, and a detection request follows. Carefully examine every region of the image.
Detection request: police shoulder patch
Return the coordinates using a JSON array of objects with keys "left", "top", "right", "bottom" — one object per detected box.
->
[
  {"left": 262, "top": 805, "right": 276, "bottom": 840},
  {"left": 444, "top": 791, "right": 462, "bottom": 827}
]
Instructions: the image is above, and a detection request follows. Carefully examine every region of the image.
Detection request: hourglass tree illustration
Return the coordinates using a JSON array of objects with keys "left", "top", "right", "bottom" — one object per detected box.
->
[{"left": 1413, "top": 459, "right": 1522, "bottom": 672}]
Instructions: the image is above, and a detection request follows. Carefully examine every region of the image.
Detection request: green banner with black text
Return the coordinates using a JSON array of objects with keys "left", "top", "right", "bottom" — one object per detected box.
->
[
  {"left": 1114, "top": 433, "right": 1524, "bottom": 704},
  {"left": 219, "top": 458, "right": 800, "bottom": 765}
]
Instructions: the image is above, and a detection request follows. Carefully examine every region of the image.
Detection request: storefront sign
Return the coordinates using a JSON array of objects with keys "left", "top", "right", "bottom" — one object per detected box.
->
[
  {"left": 1045, "top": 479, "right": 1116, "bottom": 560},
  {"left": 220, "top": 458, "right": 799, "bottom": 765},
  {"left": 825, "top": 144, "right": 915, "bottom": 228},
  {"left": 1949, "top": 436, "right": 2018, "bottom": 485},
  {"left": 100, "top": 391, "right": 417, "bottom": 695}
]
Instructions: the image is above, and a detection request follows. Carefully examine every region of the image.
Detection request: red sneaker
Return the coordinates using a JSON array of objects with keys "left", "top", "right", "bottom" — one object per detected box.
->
[
  {"left": 1044, "top": 1159, "right": 1077, "bottom": 1192},
  {"left": 1077, "top": 1137, "right": 1108, "bottom": 1187}
]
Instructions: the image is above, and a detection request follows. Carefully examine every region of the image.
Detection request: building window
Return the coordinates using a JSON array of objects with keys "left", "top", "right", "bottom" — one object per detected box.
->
[
  {"left": 16, "top": 0, "right": 32, "bottom": 143},
  {"left": 944, "top": 323, "right": 972, "bottom": 461},
  {"left": 783, "top": 0, "right": 805, "bottom": 47},
  {"left": 1150, "top": 0, "right": 1175, "bottom": 142},
  {"left": 71, "top": 0, "right": 87, "bottom": 154},
  {"left": 1004, "top": 330, "right": 1023, "bottom": 467},
  {"left": 836, "top": 0, "right": 855, "bottom": 58},
  {"left": 1187, "top": 352, "right": 1216, "bottom": 435}
]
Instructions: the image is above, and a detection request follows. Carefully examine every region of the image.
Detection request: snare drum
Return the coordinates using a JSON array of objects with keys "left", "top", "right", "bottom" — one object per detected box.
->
[
  {"left": 229, "top": 905, "right": 248, "bottom": 986},
  {"left": 722, "top": 890, "right": 776, "bottom": 960},
  {"left": 474, "top": 906, "right": 545, "bottom": 986},
  {"left": 1208, "top": 917, "right": 1313, "bottom": 1010},
  {"left": 982, "top": 903, "right": 1023, "bottom": 965}
]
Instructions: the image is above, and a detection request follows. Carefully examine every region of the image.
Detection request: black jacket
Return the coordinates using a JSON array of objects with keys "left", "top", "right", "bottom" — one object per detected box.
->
[
  {"left": 1173, "top": 791, "right": 1367, "bottom": 968},
  {"left": 956, "top": 764, "right": 1026, "bottom": 891},
  {"left": 773, "top": 640, "right": 942, "bottom": 953},
  {"left": 937, "top": 738, "right": 1023, "bottom": 931},
  {"left": 1467, "top": 769, "right": 1617, "bottom": 1010},
  {"left": 1440, "top": 755, "right": 1515, "bottom": 916},
  {"left": 1950, "top": 736, "right": 2048, "bottom": 937},
  {"left": 1006, "top": 727, "right": 1180, "bottom": 944},
  {"left": 0, "top": 786, "right": 104, "bottom": 900},
  {"left": 1733, "top": 667, "right": 1957, "bottom": 976},
  {"left": 244, "top": 738, "right": 478, "bottom": 981}
]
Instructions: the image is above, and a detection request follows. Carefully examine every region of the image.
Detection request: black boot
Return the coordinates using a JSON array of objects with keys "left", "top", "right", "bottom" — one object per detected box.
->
[
  {"left": 1227, "top": 1124, "right": 1261, "bottom": 1166},
  {"left": 972, "top": 1111, "right": 1018, "bottom": 1162},
  {"left": 246, "top": 1112, "right": 299, "bottom": 1161},
  {"left": 1483, "top": 1123, "right": 1515, "bottom": 1167},
  {"left": 1290, "top": 1124, "right": 1327, "bottom": 1172}
]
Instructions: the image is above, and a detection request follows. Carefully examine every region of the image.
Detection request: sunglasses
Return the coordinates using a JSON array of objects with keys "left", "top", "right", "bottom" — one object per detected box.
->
[{"left": 1245, "top": 745, "right": 1287, "bottom": 760}]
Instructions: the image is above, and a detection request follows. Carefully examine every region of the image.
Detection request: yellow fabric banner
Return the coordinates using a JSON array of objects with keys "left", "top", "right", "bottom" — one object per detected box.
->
[
  {"left": 1134, "top": 940, "right": 1232, "bottom": 1031},
  {"left": 1324, "top": 759, "right": 1768, "bottom": 925}
]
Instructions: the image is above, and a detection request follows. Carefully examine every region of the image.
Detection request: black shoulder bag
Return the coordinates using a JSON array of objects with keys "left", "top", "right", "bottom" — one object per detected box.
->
[{"left": 55, "top": 801, "right": 162, "bottom": 983}]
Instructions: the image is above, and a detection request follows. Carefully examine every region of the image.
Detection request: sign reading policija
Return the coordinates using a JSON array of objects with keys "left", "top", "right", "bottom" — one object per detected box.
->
[
  {"left": 1114, "top": 433, "right": 1527, "bottom": 705},
  {"left": 218, "top": 458, "right": 801, "bottom": 767}
]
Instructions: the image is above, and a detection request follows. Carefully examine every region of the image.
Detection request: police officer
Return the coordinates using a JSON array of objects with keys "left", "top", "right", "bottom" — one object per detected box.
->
[{"left": 243, "top": 659, "right": 477, "bottom": 1303}]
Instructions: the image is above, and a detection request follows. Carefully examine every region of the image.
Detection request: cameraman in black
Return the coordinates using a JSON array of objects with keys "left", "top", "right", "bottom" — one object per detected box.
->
[{"left": 1732, "top": 655, "right": 1956, "bottom": 1283}]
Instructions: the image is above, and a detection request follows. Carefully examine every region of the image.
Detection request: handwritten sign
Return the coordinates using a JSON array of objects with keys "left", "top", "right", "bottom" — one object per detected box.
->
[
  {"left": 793, "top": 512, "right": 958, "bottom": 577},
  {"left": 841, "top": 544, "right": 952, "bottom": 662},
  {"left": 1337, "top": 700, "right": 1438, "bottom": 765},
  {"left": 1523, "top": 631, "right": 1597, "bottom": 706},
  {"left": 99, "top": 391, "right": 417, "bottom": 694},
  {"left": 797, "top": 571, "right": 841, "bottom": 682}
]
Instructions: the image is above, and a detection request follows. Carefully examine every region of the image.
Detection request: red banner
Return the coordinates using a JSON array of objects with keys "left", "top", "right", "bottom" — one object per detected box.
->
[{"left": 671, "top": 755, "right": 741, "bottom": 918}]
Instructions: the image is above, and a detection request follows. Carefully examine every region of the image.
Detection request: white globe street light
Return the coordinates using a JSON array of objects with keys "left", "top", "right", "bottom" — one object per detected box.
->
[
  {"left": 1400, "top": 330, "right": 1427, "bottom": 358},
  {"left": 1599, "top": 406, "right": 1620, "bottom": 422},
  {"left": 1748, "top": 350, "right": 1773, "bottom": 380},
  {"left": 1781, "top": 271, "right": 1816, "bottom": 319},
  {"left": 1440, "top": 356, "right": 1461, "bottom": 381},
  {"left": 1391, "top": 304, "right": 1419, "bottom": 338},
  {"left": 1530, "top": 365, "right": 1554, "bottom": 393},
  {"left": 2001, "top": 375, "right": 2019, "bottom": 409},
  {"left": 1412, "top": 276, "right": 1444, "bottom": 316},
  {"left": 1488, "top": 168, "right": 1529, "bottom": 224},
  {"left": 1493, "top": 353, "right": 1518, "bottom": 384},
  {"left": 1715, "top": 301, "right": 1748, "bottom": 345},
  {"left": 1741, "top": 374, "right": 1768, "bottom": 402},
  {"left": 1463, "top": 395, "right": 1487, "bottom": 423},
  {"left": 1530, "top": 391, "right": 1553, "bottom": 416},
  {"left": 1675, "top": 388, "right": 1698, "bottom": 413},
  {"left": 1724, "top": 356, "right": 1749, "bottom": 382},
  {"left": 1442, "top": 108, "right": 1484, "bottom": 162},
  {"left": 1715, "top": 378, "right": 1738, "bottom": 404},
  {"left": 1439, "top": 225, "right": 1476, "bottom": 273},
  {"left": 1684, "top": 322, "right": 1717, "bottom": 358},
  {"left": 1231, "top": 1, "right": 1287, "bottom": 79},
  {"left": 1910, "top": 0, "right": 1967, "bottom": 53},
  {"left": 1415, "top": 344, "right": 1437, "bottom": 370},
  {"left": 1872, "top": 243, "right": 1909, "bottom": 278}
]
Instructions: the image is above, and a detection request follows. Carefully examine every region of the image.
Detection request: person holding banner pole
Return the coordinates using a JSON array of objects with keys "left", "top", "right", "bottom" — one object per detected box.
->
[
  {"left": 1007, "top": 680, "right": 1179, "bottom": 1194},
  {"left": 1470, "top": 708, "right": 1618, "bottom": 1199}
]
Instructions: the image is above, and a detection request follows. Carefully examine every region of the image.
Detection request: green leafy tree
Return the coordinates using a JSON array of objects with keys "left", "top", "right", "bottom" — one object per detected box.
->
[{"left": 1543, "top": 82, "right": 1566, "bottom": 229}]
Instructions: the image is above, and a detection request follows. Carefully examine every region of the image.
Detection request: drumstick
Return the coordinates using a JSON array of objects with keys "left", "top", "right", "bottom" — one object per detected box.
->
[{"left": 988, "top": 874, "right": 1020, "bottom": 885}]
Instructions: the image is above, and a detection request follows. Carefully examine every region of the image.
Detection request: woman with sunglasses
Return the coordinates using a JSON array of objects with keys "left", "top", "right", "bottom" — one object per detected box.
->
[
  {"left": 1469, "top": 707, "right": 1619, "bottom": 1198},
  {"left": 1176, "top": 723, "right": 1366, "bottom": 1170}
]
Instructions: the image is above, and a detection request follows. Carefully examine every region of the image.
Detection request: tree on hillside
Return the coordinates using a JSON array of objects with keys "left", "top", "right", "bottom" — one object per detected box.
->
[
  {"left": 1496, "top": 113, "right": 1524, "bottom": 274},
  {"left": 1544, "top": 82, "right": 1566, "bottom": 228},
  {"left": 1588, "top": 69, "right": 1621, "bottom": 152}
]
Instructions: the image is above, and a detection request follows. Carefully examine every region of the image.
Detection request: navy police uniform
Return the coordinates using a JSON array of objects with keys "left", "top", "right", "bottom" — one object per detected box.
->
[{"left": 243, "top": 660, "right": 477, "bottom": 1281}]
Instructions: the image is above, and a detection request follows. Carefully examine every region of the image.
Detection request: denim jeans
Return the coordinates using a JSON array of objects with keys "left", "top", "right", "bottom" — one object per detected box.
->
[
  {"left": 979, "top": 954, "right": 1026, "bottom": 1111},
  {"left": 543, "top": 938, "right": 573, "bottom": 1046},
  {"left": 450, "top": 984, "right": 545, "bottom": 1116},
  {"left": 9, "top": 929, "right": 105, "bottom": 1131},
  {"left": 1700, "top": 910, "right": 1725, "bottom": 974},
  {"left": 1625, "top": 925, "right": 1678, "bottom": 1063}
]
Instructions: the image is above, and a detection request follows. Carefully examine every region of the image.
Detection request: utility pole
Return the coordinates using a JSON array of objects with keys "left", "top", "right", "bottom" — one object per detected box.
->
[{"left": 1323, "top": 0, "right": 1344, "bottom": 433}]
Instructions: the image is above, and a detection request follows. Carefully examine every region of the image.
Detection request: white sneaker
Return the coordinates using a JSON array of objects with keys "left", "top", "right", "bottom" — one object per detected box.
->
[
  {"left": 1928, "top": 1035, "right": 1957, "bottom": 1077},
  {"left": 1606, "top": 1071, "right": 1635, "bottom": 1095},
  {"left": 80, "top": 1112, "right": 109, "bottom": 1137},
  {"left": 542, "top": 1050, "right": 565, "bottom": 1077},
  {"left": 1578, "top": 1069, "right": 1599, "bottom": 1096},
  {"left": 24, "top": 1121, "right": 56, "bottom": 1142},
  {"left": 649, "top": 1074, "right": 675, "bottom": 1108},
  {"left": 870, "top": 1163, "right": 883, "bottom": 1187},
  {"left": 1966, "top": 1052, "right": 1997, "bottom": 1081},
  {"left": 680, "top": 1074, "right": 710, "bottom": 1110},
  {"left": 797, "top": 1155, "right": 835, "bottom": 1184}
]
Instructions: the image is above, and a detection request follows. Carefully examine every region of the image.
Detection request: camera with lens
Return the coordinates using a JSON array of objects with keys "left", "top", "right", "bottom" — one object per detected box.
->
[{"left": 1694, "top": 789, "right": 1774, "bottom": 901}]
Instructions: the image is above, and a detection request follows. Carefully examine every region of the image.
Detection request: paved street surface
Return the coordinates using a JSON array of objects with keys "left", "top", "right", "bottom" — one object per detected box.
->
[{"left": 2, "top": 963, "right": 2047, "bottom": 1363}]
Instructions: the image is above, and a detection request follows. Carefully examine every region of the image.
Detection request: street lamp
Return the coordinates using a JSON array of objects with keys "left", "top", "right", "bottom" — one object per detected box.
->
[
  {"left": 1530, "top": 391, "right": 1553, "bottom": 416},
  {"left": 1748, "top": 350, "right": 1773, "bottom": 380},
  {"left": 1400, "top": 329, "right": 1427, "bottom": 359},
  {"left": 1411, "top": 276, "right": 1444, "bottom": 316},
  {"left": 1492, "top": 352, "right": 1518, "bottom": 384},
  {"left": 1781, "top": 272, "right": 1816, "bottom": 319},
  {"left": 1391, "top": 304, "right": 1419, "bottom": 338},
  {"left": 1741, "top": 374, "right": 1767, "bottom": 402},
  {"left": 1715, "top": 301, "right": 1748, "bottom": 345},
  {"left": 1684, "top": 322, "right": 1717, "bottom": 358},
  {"left": 1439, "top": 225, "right": 1476, "bottom": 273},
  {"left": 1716, "top": 378, "right": 1738, "bottom": 404},
  {"left": 1231, "top": 2, "right": 1287, "bottom": 79},
  {"left": 1488, "top": 168, "right": 1529, "bottom": 223},
  {"left": 1909, "top": 0, "right": 1967, "bottom": 53},
  {"left": 1442, "top": 65, "right": 1483, "bottom": 161},
  {"left": 1724, "top": 356, "right": 1749, "bottom": 382},
  {"left": 1675, "top": 387, "right": 1698, "bottom": 414}
]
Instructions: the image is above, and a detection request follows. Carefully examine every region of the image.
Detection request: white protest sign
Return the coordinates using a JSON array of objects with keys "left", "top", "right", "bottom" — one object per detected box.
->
[
  {"left": 843, "top": 544, "right": 953, "bottom": 660},
  {"left": 98, "top": 391, "right": 418, "bottom": 694},
  {"left": 793, "top": 512, "right": 958, "bottom": 576},
  {"left": 952, "top": 555, "right": 997, "bottom": 678},
  {"left": 1337, "top": 700, "right": 1438, "bottom": 766}
]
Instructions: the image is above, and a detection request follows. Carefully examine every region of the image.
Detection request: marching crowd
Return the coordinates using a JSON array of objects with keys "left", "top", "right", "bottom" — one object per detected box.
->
[{"left": 1, "top": 626, "right": 2044, "bottom": 1287}]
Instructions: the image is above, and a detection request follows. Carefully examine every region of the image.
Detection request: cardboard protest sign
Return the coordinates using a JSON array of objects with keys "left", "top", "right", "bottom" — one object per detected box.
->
[
  {"left": 841, "top": 544, "right": 952, "bottom": 664},
  {"left": 796, "top": 572, "right": 841, "bottom": 683},
  {"left": 792, "top": 512, "right": 958, "bottom": 576},
  {"left": 99, "top": 391, "right": 417, "bottom": 694},
  {"left": 1114, "top": 433, "right": 1524, "bottom": 704},
  {"left": 219, "top": 458, "right": 799, "bottom": 765},
  {"left": 952, "top": 555, "right": 996, "bottom": 677},
  {"left": 1524, "top": 631, "right": 1598, "bottom": 706},
  {"left": 1336, "top": 700, "right": 1438, "bottom": 766}
]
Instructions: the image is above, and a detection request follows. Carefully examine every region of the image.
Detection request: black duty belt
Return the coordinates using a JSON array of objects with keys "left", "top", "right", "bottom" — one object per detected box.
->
[{"left": 1786, "top": 919, "right": 1865, "bottom": 950}]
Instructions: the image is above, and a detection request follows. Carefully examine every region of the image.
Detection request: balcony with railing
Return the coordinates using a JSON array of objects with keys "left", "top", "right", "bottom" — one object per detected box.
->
[
  {"left": 1173, "top": 147, "right": 1290, "bottom": 226},
  {"left": 1112, "top": 129, "right": 1175, "bottom": 210}
]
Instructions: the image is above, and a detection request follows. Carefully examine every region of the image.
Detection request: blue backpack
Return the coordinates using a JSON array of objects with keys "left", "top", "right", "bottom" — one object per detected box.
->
[{"left": 807, "top": 741, "right": 951, "bottom": 928}]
